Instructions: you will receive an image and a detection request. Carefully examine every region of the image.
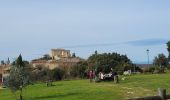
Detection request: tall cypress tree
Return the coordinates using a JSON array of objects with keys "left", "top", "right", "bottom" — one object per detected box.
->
[
  {"left": 16, "top": 54, "right": 24, "bottom": 67},
  {"left": 167, "top": 41, "right": 170, "bottom": 61}
]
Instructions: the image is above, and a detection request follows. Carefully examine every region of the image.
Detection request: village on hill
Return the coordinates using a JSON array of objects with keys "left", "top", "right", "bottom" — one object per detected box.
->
[{"left": 0, "top": 48, "right": 84, "bottom": 84}]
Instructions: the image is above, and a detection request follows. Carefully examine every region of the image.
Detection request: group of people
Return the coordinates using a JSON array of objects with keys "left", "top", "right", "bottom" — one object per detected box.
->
[
  {"left": 99, "top": 71, "right": 118, "bottom": 81},
  {"left": 88, "top": 68, "right": 119, "bottom": 83},
  {"left": 88, "top": 70, "right": 96, "bottom": 82}
]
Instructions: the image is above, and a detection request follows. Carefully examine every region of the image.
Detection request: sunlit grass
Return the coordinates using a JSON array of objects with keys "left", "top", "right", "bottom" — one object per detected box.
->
[{"left": 1, "top": 72, "right": 170, "bottom": 100}]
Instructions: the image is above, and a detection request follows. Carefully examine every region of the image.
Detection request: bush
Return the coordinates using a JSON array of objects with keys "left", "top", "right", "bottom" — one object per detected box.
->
[
  {"left": 167, "top": 65, "right": 170, "bottom": 69},
  {"left": 50, "top": 67, "right": 66, "bottom": 81},
  {"left": 149, "top": 66, "right": 155, "bottom": 73},
  {"left": 70, "top": 61, "right": 87, "bottom": 78},
  {"left": 31, "top": 65, "right": 50, "bottom": 82},
  {"left": 148, "top": 66, "right": 166, "bottom": 74}
]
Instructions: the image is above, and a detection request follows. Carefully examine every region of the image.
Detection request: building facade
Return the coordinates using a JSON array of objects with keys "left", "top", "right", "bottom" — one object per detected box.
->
[
  {"left": 0, "top": 64, "right": 10, "bottom": 85},
  {"left": 50, "top": 49, "right": 71, "bottom": 60},
  {"left": 32, "top": 49, "right": 83, "bottom": 70}
]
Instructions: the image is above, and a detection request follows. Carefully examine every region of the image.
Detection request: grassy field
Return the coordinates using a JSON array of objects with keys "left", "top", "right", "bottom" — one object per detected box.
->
[{"left": 1, "top": 73, "right": 170, "bottom": 100}]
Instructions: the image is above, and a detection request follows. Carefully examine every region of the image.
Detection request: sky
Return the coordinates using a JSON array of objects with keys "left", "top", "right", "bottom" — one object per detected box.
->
[{"left": 0, "top": 0, "right": 170, "bottom": 64}]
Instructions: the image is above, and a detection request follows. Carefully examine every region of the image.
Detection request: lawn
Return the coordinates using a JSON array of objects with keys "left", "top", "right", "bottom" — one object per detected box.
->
[{"left": 1, "top": 73, "right": 170, "bottom": 100}]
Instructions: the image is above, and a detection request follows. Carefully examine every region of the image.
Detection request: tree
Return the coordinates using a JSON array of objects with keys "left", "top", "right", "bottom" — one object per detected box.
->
[
  {"left": 42, "top": 54, "right": 52, "bottom": 60},
  {"left": 72, "top": 53, "right": 76, "bottom": 57},
  {"left": 1, "top": 60, "right": 5, "bottom": 65},
  {"left": 50, "top": 67, "right": 66, "bottom": 81},
  {"left": 95, "top": 50, "right": 98, "bottom": 55},
  {"left": 70, "top": 61, "right": 87, "bottom": 78},
  {"left": 5, "top": 54, "right": 31, "bottom": 100},
  {"left": 32, "top": 54, "right": 52, "bottom": 61},
  {"left": 153, "top": 53, "right": 169, "bottom": 72},
  {"left": 31, "top": 65, "right": 50, "bottom": 82},
  {"left": 167, "top": 41, "right": 170, "bottom": 61},
  {"left": 87, "top": 52, "right": 133, "bottom": 74},
  {"left": 7, "top": 57, "right": 10, "bottom": 64}
]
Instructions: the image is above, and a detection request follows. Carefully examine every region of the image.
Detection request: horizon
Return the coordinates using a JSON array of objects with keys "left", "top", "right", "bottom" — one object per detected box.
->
[{"left": 0, "top": 0, "right": 170, "bottom": 64}]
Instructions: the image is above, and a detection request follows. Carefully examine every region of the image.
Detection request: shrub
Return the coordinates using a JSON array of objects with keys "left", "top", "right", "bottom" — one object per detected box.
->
[
  {"left": 70, "top": 61, "right": 87, "bottom": 78},
  {"left": 50, "top": 67, "right": 66, "bottom": 81},
  {"left": 31, "top": 65, "right": 50, "bottom": 82}
]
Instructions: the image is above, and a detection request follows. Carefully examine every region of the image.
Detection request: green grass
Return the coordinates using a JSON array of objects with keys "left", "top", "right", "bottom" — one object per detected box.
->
[{"left": 1, "top": 73, "right": 170, "bottom": 100}]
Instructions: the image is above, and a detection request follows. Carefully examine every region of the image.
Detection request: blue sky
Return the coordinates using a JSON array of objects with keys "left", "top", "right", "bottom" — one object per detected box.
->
[{"left": 0, "top": 0, "right": 170, "bottom": 63}]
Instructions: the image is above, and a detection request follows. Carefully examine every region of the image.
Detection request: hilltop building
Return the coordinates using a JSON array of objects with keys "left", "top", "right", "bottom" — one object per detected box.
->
[
  {"left": 0, "top": 49, "right": 83, "bottom": 85},
  {"left": 50, "top": 49, "right": 71, "bottom": 60},
  {"left": 32, "top": 49, "right": 83, "bottom": 70}
]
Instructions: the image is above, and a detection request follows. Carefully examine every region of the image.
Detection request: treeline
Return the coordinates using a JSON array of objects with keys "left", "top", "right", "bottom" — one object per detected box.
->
[
  {"left": 70, "top": 51, "right": 142, "bottom": 78},
  {"left": 27, "top": 51, "right": 141, "bottom": 81},
  {"left": 87, "top": 51, "right": 135, "bottom": 74},
  {"left": 3, "top": 41, "right": 170, "bottom": 83},
  {"left": 146, "top": 41, "right": 170, "bottom": 73}
]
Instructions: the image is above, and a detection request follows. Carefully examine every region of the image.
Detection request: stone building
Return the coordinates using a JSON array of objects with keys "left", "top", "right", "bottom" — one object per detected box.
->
[
  {"left": 50, "top": 49, "right": 71, "bottom": 60},
  {"left": 0, "top": 64, "right": 10, "bottom": 85},
  {"left": 32, "top": 49, "right": 83, "bottom": 70},
  {"left": 32, "top": 60, "right": 59, "bottom": 70}
]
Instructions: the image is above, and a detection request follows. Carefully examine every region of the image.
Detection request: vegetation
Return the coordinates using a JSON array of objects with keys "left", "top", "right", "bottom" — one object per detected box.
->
[
  {"left": 1, "top": 60, "right": 5, "bottom": 65},
  {"left": 72, "top": 53, "right": 76, "bottom": 57},
  {"left": 1, "top": 72, "right": 170, "bottom": 100},
  {"left": 87, "top": 51, "right": 135, "bottom": 74},
  {"left": 30, "top": 51, "right": 140, "bottom": 81},
  {"left": 167, "top": 41, "right": 170, "bottom": 61},
  {"left": 153, "top": 53, "right": 169, "bottom": 72},
  {"left": 31, "top": 65, "right": 67, "bottom": 82},
  {"left": 4, "top": 54, "right": 31, "bottom": 100},
  {"left": 50, "top": 67, "right": 66, "bottom": 81},
  {"left": 70, "top": 61, "right": 88, "bottom": 78},
  {"left": 68, "top": 51, "right": 143, "bottom": 79},
  {"left": 32, "top": 54, "right": 52, "bottom": 61},
  {"left": 153, "top": 54, "right": 169, "bottom": 67},
  {"left": 31, "top": 65, "right": 50, "bottom": 82}
]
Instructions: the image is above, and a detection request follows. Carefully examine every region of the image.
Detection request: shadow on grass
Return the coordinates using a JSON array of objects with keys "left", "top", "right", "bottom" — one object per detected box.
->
[{"left": 33, "top": 92, "right": 82, "bottom": 100}]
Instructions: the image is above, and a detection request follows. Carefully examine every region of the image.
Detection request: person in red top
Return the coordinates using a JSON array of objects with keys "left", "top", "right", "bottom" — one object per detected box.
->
[{"left": 89, "top": 70, "right": 93, "bottom": 82}]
